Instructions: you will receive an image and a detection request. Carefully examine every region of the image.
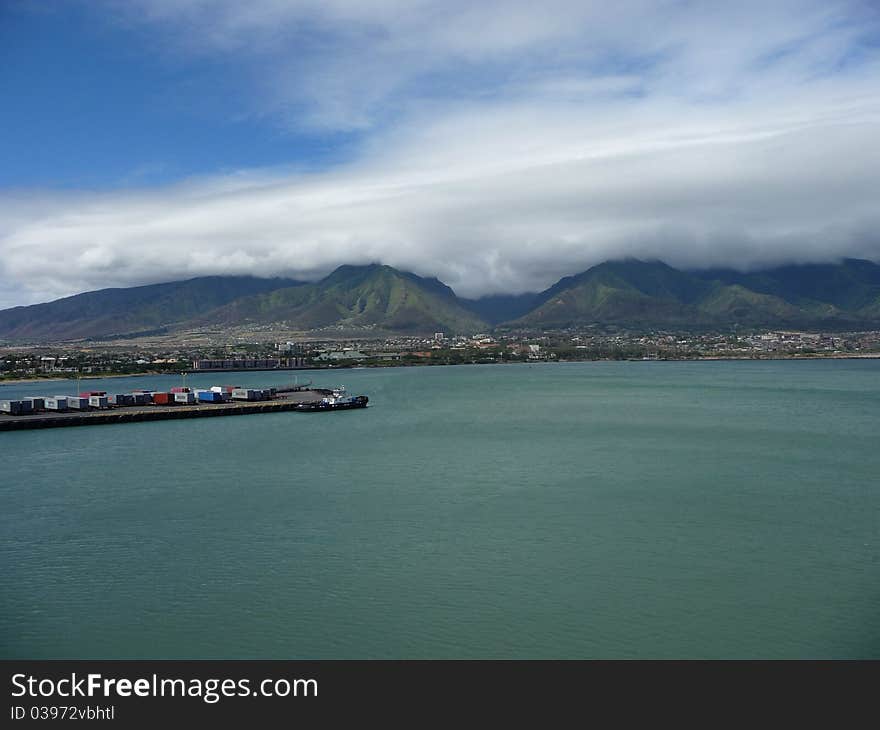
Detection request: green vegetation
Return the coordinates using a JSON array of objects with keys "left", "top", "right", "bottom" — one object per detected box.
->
[
  {"left": 511, "top": 259, "right": 880, "bottom": 329},
  {"left": 200, "top": 264, "right": 488, "bottom": 334},
  {"left": 0, "top": 275, "right": 302, "bottom": 341},
  {"left": 2, "top": 259, "right": 880, "bottom": 344}
]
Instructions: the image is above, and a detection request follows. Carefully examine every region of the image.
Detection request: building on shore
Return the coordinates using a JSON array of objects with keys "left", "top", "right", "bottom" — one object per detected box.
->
[{"left": 191, "top": 357, "right": 306, "bottom": 371}]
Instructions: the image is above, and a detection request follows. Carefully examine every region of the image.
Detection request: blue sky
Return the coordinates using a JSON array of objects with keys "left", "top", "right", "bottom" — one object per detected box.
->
[
  {"left": 0, "top": 1, "right": 359, "bottom": 188},
  {"left": 1, "top": 0, "right": 879, "bottom": 307}
]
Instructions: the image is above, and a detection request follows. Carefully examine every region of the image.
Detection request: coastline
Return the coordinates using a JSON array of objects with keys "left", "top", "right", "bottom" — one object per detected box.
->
[
  {"left": 0, "top": 371, "right": 172, "bottom": 386},
  {"left": 2, "top": 352, "right": 878, "bottom": 385}
]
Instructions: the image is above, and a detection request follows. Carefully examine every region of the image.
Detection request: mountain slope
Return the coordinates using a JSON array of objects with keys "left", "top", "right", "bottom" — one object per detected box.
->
[
  {"left": 692, "top": 259, "right": 880, "bottom": 316},
  {"left": 508, "top": 258, "right": 880, "bottom": 328},
  {"left": 199, "top": 264, "right": 488, "bottom": 334},
  {"left": 0, "top": 276, "right": 304, "bottom": 341},
  {"left": 2, "top": 258, "right": 878, "bottom": 341},
  {"left": 510, "top": 260, "right": 711, "bottom": 327},
  {"left": 461, "top": 292, "right": 544, "bottom": 325}
]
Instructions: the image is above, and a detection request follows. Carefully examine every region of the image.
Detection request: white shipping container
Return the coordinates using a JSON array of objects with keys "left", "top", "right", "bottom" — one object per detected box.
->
[
  {"left": 89, "top": 396, "right": 110, "bottom": 408},
  {"left": 45, "top": 397, "right": 68, "bottom": 410},
  {"left": 174, "top": 392, "right": 196, "bottom": 404}
]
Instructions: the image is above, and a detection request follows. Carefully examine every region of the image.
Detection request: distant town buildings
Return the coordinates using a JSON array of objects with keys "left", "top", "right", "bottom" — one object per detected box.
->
[
  {"left": 192, "top": 357, "right": 304, "bottom": 370},
  {"left": 316, "top": 350, "right": 367, "bottom": 361},
  {"left": 2, "top": 329, "right": 878, "bottom": 381}
]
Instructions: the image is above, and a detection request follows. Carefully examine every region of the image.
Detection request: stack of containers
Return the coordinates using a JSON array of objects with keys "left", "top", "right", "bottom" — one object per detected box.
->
[
  {"left": 0, "top": 400, "right": 25, "bottom": 415},
  {"left": 174, "top": 391, "right": 196, "bottom": 404},
  {"left": 231, "top": 388, "right": 262, "bottom": 401},
  {"left": 210, "top": 385, "right": 236, "bottom": 401}
]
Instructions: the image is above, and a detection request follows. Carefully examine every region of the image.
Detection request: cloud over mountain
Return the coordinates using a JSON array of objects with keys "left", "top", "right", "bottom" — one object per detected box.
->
[{"left": 1, "top": 0, "right": 879, "bottom": 308}]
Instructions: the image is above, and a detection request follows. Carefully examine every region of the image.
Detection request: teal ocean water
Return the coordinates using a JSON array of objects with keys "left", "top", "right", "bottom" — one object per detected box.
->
[{"left": 1, "top": 360, "right": 878, "bottom": 658}]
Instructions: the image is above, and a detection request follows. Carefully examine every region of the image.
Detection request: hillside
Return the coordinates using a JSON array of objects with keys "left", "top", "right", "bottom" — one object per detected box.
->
[
  {"left": 508, "top": 259, "right": 880, "bottom": 329},
  {"left": 2, "top": 258, "right": 879, "bottom": 342},
  {"left": 198, "top": 264, "right": 488, "bottom": 334},
  {"left": 0, "top": 276, "right": 303, "bottom": 341},
  {"left": 461, "top": 292, "right": 543, "bottom": 325}
]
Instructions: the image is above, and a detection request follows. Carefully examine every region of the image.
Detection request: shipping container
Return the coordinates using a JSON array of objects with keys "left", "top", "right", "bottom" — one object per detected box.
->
[
  {"left": 131, "top": 393, "right": 151, "bottom": 405},
  {"left": 108, "top": 394, "right": 133, "bottom": 406},
  {"left": 170, "top": 387, "right": 190, "bottom": 393},
  {"left": 89, "top": 395, "right": 110, "bottom": 409},
  {"left": 196, "top": 390, "right": 223, "bottom": 403},
  {"left": 66, "top": 396, "right": 90, "bottom": 410},
  {"left": 174, "top": 392, "right": 196, "bottom": 404},
  {"left": 151, "top": 392, "right": 174, "bottom": 405},
  {"left": 0, "top": 400, "right": 24, "bottom": 415},
  {"left": 45, "top": 397, "right": 69, "bottom": 411},
  {"left": 231, "top": 388, "right": 262, "bottom": 401},
  {"left": 22, "top": 397, "right": 45, "bottom": 411},
  {"left": 80, "top": 391, "right": 106, "bottom": 397}
]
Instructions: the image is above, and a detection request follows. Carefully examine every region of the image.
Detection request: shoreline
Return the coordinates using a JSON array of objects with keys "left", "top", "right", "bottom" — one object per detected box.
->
[
  {"left": 2, "top": 352, "right": 878, "bottom": 385},
  {"left": 0, "top": 372, "right": 172, "bottom": 386}
]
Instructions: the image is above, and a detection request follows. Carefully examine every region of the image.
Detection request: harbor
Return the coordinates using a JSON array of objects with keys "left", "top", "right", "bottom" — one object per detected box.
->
[{"left": 0, "top": 384, "right": 367, "bottom": 431}]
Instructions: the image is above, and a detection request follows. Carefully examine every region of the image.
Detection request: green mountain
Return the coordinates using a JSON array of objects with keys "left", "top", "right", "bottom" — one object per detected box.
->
[
  {"left": 198, "top": 264, "right": 488, "bottom": 334},
  {"left": 2, "top": 258, "right": 878, "bottom": 342},
  {"left": 693, "top": 259, "right": 880, "bottom": 315},
  {"left": 0, "top": 276, "right": 303, "bottom": 341},
  {"left": 509, "top": 258, "right": 880, "bottom": 328},
  {"left": 510, "top": 260, "right": 709, "bottom": 327}
]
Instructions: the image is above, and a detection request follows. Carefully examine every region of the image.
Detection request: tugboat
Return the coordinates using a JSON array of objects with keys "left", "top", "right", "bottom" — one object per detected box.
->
[{"left": 295, "top": 386, "right": 369, "bottom": 412}]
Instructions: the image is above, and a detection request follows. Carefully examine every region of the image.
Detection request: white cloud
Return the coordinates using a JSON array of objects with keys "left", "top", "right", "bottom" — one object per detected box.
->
[{"left": 1, "top": 0, "right": 879, "bottom": 307}]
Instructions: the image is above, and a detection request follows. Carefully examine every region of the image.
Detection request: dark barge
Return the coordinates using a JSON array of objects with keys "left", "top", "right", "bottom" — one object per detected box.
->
[{"left": 294, "top": 395, "right": 369, "bottom": 412}]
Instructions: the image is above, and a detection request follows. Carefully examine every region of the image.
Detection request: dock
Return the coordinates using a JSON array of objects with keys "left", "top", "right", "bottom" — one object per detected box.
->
[{"left": 0, "top": 391, "right": 329, "bottom": 432}]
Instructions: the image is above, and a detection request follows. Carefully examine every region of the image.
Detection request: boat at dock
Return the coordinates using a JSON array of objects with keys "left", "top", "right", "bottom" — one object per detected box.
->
[{"left": 294, "top": 387, "right": 369, "bottom": 412}]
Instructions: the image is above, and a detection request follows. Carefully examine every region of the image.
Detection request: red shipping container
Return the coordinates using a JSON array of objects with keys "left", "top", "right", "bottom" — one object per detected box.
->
[
  {"left": 152, "top": 392, "right": 174, "bottom": 405},
  {"left": 170, "top": 387, "right": 190, "bottom": 393}
]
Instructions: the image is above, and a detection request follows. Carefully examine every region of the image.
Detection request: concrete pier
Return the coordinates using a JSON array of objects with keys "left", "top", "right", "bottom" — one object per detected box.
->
[{"left": 0, "top": 391, "right": 328, "bottom": 432}]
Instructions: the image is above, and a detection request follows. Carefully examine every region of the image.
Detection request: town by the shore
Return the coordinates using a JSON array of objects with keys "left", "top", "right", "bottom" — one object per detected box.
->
[{"left": 2, "top": 328, "right": 879, "bottom": 384}]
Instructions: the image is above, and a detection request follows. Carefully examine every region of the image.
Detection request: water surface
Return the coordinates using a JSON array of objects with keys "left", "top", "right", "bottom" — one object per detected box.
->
[{"left": 2, "top": 360, "right": 878, "bottom": 658}]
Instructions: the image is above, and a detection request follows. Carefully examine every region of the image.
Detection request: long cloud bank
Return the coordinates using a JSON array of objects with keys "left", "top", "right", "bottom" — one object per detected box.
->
[{"left": 1, "top": 0, "right": 879, "bottom": 307}]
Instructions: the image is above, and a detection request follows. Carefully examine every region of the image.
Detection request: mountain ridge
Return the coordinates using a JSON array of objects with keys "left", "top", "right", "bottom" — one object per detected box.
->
[
  {"left": 508, "top": 258, "right": 880, "bottom": 329},
  {"left": 196, "top": 264, "right": 488, "bottom": 334},
  {"left": 0, "top": 275, "right": 305, "bottom": 341},
  {"left": 1, "top": 258, "right": 879, "bottom": 342}
]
